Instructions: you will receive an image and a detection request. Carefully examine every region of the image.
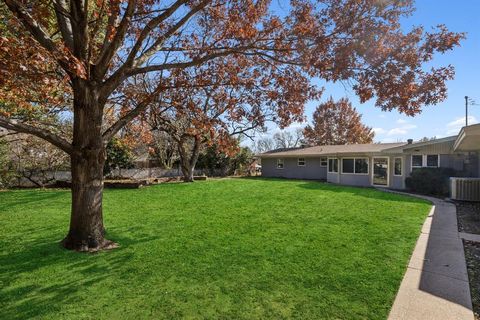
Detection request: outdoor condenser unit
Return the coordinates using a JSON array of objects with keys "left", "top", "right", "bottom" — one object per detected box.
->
[{"left": 450, "top": 177, "right": 480, "bottom": 201}]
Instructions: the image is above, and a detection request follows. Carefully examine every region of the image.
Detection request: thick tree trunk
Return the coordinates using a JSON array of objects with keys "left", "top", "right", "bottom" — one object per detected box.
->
[
  {"left": 61, "top": 80, "right": 117, "bottom": 252},
  {"left": 178, "top": 136, "right": 201, "bottom": 183},
  {"left": 180, "top": 160, "right": 195, "bottom": 182}
]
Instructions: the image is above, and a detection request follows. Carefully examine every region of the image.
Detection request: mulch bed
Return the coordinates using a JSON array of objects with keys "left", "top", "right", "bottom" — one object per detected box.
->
[
  {"left": 464, "top": 240, "right": 480, "bottom": 320},
  {"left": 54, "top": 177, "right": 185, "bottom": 189},
  {"left": 456, "top": 201, "right": 480, "bottom": 319},
  {"left": 456, "top": 201, "right": 480, "bottom": 235}
]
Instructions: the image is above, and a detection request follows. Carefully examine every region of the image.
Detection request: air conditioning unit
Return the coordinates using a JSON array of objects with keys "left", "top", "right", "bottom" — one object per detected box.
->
[{"left": 450, "top": 177, "right": 480, "bottom": 201}]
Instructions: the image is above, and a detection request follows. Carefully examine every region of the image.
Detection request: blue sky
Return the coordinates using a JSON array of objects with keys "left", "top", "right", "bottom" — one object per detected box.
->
[{"left": 263, "top": 0, "right": 480, "bottom": 143}]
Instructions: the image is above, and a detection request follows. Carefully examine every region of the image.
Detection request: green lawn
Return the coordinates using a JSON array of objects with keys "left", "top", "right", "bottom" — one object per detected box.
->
[{"left": 0, "top": 178, "right": 431, "bottom": 320}]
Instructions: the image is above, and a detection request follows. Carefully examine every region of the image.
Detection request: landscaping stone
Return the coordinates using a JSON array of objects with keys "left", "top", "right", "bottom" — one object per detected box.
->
[
  {"left": 464, "top": 240, "right": 480, "bottom": 320},
  {"left": 457, "top": 201, "right": 480, "bottom": 235}
]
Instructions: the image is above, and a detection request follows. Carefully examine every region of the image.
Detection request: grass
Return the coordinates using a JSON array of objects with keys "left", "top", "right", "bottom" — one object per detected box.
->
[{"left": 0, "top": 178, "right": 431, "bottom": 320}]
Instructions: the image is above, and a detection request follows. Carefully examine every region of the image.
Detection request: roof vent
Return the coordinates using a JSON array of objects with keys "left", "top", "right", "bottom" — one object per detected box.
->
[{"left": 407, "top": 139, "right": 413, "bottom": 144}]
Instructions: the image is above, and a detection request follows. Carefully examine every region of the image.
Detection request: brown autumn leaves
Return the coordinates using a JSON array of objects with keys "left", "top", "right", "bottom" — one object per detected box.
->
[{"left": 0, "top": 0, "right": 465, "bottom": 154}]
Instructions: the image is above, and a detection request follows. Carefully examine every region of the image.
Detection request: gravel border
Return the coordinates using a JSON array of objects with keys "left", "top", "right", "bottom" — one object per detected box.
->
[
  {"left": 456, "top": 201, "right": 480, "bottom": 235},
  {"left": 464, "top": 240, "right": 480, "bottom": 320},
  {"left": 456, "top": 201, "right": 480, "bottom": 319}
]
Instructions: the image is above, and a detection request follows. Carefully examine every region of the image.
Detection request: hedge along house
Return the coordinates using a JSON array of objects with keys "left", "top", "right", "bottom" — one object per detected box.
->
[{"left": 258, "top": 124, "right": 480, "bottom": 190}]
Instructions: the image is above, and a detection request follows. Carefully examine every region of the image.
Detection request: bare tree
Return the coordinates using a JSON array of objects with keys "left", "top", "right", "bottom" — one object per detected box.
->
[{"left": 273, "top": 129, "right": 305, "bottom": 149}]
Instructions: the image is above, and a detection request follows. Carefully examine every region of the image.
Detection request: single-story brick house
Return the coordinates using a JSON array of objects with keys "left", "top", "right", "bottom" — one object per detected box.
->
[{"left": 258, "top": 124, "right": 480, "bottom": 189}]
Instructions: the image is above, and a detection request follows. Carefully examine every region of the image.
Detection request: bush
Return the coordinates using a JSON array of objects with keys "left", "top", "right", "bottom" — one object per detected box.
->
[
  {"left": 197, "top": 145, "right": 253, "bottom": 177},
  {"left": 405, "top": 167, "right": 461, "bottom": 197},
  {"left": 104, "top": 138, "right": 135, "bottom": 176}
]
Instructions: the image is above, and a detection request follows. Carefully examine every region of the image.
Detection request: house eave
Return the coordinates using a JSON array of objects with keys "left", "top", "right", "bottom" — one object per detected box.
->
[
  {"left": 453, "top": 124, "right": 480, "bottom": 151},
  {"left": 384, "top": 135, "right": 458, "bottom": 153},
  {"left": 258, "top": 151, "right": 405, "bottom": 158}
]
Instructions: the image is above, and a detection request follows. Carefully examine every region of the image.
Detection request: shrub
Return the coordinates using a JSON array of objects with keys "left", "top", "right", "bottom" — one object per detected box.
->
[
  {"left": 104, "top": 138, "right": 135, "bottom": 176},
  {"left": 405, "top": 167, "right": 461, "bottom": 197},
  {"left": 197, "top": 145, "right": 254, "bottom": 177}
]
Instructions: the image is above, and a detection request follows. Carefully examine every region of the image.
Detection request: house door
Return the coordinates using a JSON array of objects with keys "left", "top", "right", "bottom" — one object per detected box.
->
[{"left": 372, "top": 158, "right": 389, "bottom": 186}]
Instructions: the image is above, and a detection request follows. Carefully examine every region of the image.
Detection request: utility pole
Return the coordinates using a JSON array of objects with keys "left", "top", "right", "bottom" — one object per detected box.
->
[{"left": 465, "top": 96, "right": 469, "bottom": 126}]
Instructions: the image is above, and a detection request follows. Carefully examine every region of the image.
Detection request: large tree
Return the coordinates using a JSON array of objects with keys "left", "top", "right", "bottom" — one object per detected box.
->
[
  {"left": 144, "top": 54, "right": 315, "bottom": 182},
  {"left": 0, "top": 0, "right": 463, "bottom": 251},
  {"left": 304, "top": 97, "right": 375, "bottom": 145}
]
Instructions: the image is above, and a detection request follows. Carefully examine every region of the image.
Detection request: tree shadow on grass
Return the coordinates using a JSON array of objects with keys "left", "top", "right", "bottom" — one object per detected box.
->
[
  {"left": 0, "top": 190, "right": 68, "bottom": 212},
  {"left": 234, "top": 177, "right": 427, "bottom": 206},
  {"left": 0, "top": 230, "right": 160, "bottom": 320},
  {"left": 254, "top": 177, "right": 427, "bottom": 204}
]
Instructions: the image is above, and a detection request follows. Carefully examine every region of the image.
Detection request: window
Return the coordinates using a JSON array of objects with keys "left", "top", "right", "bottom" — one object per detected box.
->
[
  {"left": 277, "top": 159, "right": 284, "bottom": 169},
  {"left": 411, "top": 155, "right": 423, "bottom": 168},
  {"left": 342, "top": 159, "right": 354, "bottom": 173},
  {"left": 298, "top": 158, "right": 306, "bottom": 166},
  {"left": 320, "top": 157, "right": 328, "bottom": 167},
  {"left": 394, "top": 158, "right": 402, "bottom": 176},
  {"left": 341, "top": 158, "right": 369, "bottom": 174},
  {"left": 411, "top": 154, "right": 439, "bottom": 170},
  {"left": 328, "top": 158, "right": 338, "bottom": 173},
  {"left": 426, "top": 155, "right": 439, "bottom": 167},
  {"left": 355, "top": 158, "right": 369, "bottom": 174}
]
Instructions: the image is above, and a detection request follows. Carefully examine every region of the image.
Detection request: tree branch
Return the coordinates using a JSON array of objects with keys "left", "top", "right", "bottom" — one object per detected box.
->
[
  {"left": 53, "top": 0, "right": 74, "bottom": 49},
  {"left": 0, "top": 117, "right": 74, "bottom": 155},
  {"left": 94, "top": 0, "right": 136, "bottom": 78},
  {"left": 99, "top": 0, "right": 189, "bottom": 95},
  {"left": 133, "top": 0, "right": 210, "bottom": 67},
  {"left": 122, "top": 0, "right": 189, "bottom": 68},
  {"left": 3, "top": 0, "right": 71, "bottom": 72},
  {"left": 124, "top": 49, "right": 238, "bottom": 78}
]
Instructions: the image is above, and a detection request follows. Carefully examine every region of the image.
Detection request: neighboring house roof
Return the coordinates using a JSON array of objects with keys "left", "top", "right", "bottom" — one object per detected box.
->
[
  {"left": 258, "top": 125, "right": 480, "bottom": 158},
  {"left": 386, "top": 135, "right": 458, "bottom": 152},
  {"left": 261, "top": 147, "right": 304, "bottom": 154},
  {"left": 258, "top": 142, "right": 407, "bottom": 158},
  {"left": 454, "top": 123, "right": 480, "bottom": 151}
]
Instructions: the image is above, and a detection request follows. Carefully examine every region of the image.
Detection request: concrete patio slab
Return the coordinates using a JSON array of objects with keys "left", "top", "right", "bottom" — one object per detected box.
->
[{"left": 384, "top": 192, "right": 474, "bottom": 320}]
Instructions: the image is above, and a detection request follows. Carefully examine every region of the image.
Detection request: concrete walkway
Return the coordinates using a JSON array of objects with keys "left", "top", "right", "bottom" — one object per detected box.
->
[{"left": 385, "top": 193, "right": 474, "bottom": 320}]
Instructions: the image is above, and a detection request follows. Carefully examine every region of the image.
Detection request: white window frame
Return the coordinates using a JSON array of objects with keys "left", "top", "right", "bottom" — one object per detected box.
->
[
  {"left": 340, "top": 157, "right": 369, "bottom": 175},
  {"left": 276, "top": 158, "right": 284, "bottom": 169},
  {"left": 354, "top": 158, "right": 369, "bottom": 175},
  {"left": 410, "top": 154, "right": 441, "bottom": 171},
  {"left": 341, "top": 158, "right": 355, "bottom": 174},
  {"left": 426, "top": 154, "right": 440, "bottom": 168},
  {"left": 328, "top": 158, "right": 338, "bottom": 173},
  {"left": 371, "top": 157, "right": 390, "bottom": 187},
  {"left": 393, "top": 157, "right": 403, "bottom": 176},
  {"left": 320, "top": 157, "right": 328, "bottom": 167},
  {"left": 411, "top": 154, "right": 424, "bottom": 169},
  {"left": 297, "top": 158, "right": 306, "bottom": 166}
]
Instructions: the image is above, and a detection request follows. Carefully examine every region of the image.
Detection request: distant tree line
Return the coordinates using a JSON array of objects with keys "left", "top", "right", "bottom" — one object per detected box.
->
[{"left": 253, "top": 97, "right": 375, "bottom": 154}]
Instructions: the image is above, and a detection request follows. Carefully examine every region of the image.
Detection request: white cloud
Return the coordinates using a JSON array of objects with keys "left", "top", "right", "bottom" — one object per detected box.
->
[
  {"left": 373, "top": 127, "right": 386, "bottom": 135},
  {"left": 379, "top": 114, "right": 386, "bottom": 118},
  {"left": 386, "top": 122, "right": 417, "bottom": 136},
  {"left": 446, "top": 116, "right": 478, "bottom": 135},
  {"left": 388, "top": 128, "right": 408, "bottom": 136},
  {"left": 396, "top": 119, "right": 408, "bottom": 124},
  {"left": 402, "top": 124, "right": 417, "bottom": 130}
]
